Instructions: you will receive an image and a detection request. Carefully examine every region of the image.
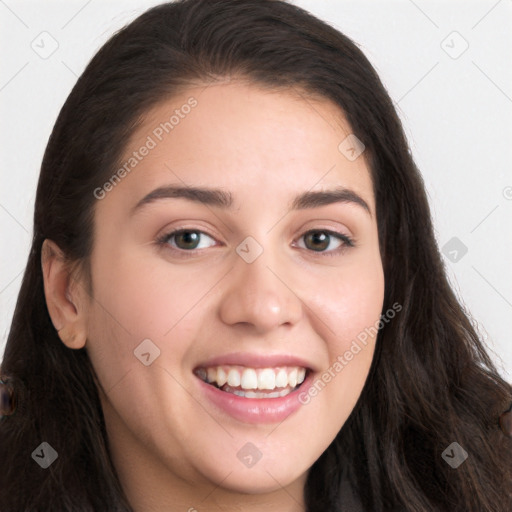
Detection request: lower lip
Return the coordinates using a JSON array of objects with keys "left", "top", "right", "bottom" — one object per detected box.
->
[{"left": 196, "top": 372, "right": 314, "bottom": 424}]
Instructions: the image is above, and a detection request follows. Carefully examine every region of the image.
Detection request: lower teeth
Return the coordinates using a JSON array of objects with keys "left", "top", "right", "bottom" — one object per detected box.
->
[{"left": 218, "top": 384, "right": 296, "bottom": 398}]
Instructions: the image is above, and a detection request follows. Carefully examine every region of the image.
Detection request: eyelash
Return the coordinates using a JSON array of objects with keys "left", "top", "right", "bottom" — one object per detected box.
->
[{"left": 156, "top": 227, "right": 355, "bottom": 258}]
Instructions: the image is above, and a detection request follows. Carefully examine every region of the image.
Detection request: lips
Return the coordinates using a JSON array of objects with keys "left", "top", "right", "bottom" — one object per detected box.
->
[{"left": 192, "top": 353, "right": 314, "bottom": 421}]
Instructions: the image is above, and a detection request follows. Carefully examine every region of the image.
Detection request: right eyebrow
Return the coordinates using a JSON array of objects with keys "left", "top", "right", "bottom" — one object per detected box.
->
[{"left": 131, "top": 185, "right": 234, "bottom": 216}]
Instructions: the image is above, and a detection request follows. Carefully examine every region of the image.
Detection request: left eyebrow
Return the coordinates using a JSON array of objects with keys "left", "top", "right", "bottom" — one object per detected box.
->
[
  {"left": 130, "top": 184, "right": 371, "bottom": 217},
  {"left": 290, "top": 186, "right": 371, "bottom": 216}
]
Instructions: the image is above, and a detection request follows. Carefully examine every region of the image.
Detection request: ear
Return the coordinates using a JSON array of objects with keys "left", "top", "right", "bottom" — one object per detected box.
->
[{"left": 41, "top": 239, "right": 88, "bottom": 349}]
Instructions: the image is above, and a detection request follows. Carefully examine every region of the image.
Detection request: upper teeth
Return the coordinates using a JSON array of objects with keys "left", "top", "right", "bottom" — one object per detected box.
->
[{"left": 195, "top": 365, "right": 307, "bottom": 391}]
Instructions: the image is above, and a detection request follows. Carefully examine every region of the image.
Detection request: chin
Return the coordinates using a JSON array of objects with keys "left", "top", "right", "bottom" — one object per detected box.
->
[
  {"left": 217, "top": 472, "right": 300, "bottom": 495},
  {"left": 196, "top": 458, "right": 305, "bottom": 495}
]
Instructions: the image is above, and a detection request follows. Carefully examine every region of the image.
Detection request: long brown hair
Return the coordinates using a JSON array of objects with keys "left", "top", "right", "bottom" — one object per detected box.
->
[{"left": 1, "top": 1, "right": 511, "bottom": 510}]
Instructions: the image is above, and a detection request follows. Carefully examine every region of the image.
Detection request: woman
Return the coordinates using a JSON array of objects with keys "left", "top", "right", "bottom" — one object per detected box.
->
[{"left": 1, "top": 0, "right": 511, "bottom": 510}]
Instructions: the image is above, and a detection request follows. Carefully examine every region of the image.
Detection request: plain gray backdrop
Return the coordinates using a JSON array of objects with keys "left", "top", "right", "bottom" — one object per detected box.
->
[{"left": 1, "top": 0, "right": 511, "bottom": 378}]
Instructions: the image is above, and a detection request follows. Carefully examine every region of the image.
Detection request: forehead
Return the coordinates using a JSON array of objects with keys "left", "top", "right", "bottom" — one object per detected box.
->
[{"left": 101, "top": 80, "right": 374, "bottom": 213}]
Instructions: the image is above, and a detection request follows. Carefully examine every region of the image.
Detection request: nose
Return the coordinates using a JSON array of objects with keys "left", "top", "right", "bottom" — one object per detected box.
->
[{"left": 218, "top": 249, "right": 303, "bottom": 334}]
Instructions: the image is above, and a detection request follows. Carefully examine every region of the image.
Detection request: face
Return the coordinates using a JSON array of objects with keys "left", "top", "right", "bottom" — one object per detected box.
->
[{"left": 83, "top": 81, "right": 384, "bottom": 505}]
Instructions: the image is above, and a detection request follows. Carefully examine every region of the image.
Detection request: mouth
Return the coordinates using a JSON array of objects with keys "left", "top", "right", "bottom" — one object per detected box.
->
[{"left": 193, "top": 365, "right": 310, "bottom": 399}]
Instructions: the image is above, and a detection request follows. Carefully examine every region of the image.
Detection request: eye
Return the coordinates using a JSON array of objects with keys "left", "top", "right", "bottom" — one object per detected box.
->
[
  {"left": 156, "top": 227, "right": 354, "bottom": 257},
  {"left": 157, "top": 229, "right": 217, "bottom": 251},
  {"left": 295, "top": 229, "right": 354, "bottom": 255}
]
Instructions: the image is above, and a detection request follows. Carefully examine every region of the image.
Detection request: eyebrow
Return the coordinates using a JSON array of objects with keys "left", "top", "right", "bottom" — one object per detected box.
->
[{"left": 131, "top": 184, "right": 371, "bottom": 216}]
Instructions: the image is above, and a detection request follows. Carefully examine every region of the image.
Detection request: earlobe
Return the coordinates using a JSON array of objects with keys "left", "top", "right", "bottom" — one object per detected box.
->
[{"left": 41, "top": 239, "right": 87, "bottom": 349}]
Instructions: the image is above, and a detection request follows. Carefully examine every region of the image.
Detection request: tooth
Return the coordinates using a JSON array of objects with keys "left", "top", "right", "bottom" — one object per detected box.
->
[
  {"left": 240, "top": 368, "right": 258, "bottom": 390},
  {"left": 227, "top": 368, "right": 241, "bottom": 387},
  {"left": 217, "top": 368, "right": 227, "bottom": 386},
  {"left": 258, "top": 368, "right": 276, "bottom": 390},
  {"left": 230, "top": 388, "right": 294, "bottom": 399},
  {"left": 207, "top": 367, "right": 217, "bottom": 383},
  {"left": 203, "top": 365, "right": 307, "bottom": 391},
  {"left": 288, "top": 368, "right": 298, "bottom": 387},
  {"left": 275, "top": 369, "right": 288, "bottom": 388}
]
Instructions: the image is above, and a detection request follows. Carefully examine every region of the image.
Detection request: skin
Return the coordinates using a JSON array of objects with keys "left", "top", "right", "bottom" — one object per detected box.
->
[{"left": 42, "top": 80, "right": 385, "bottom": 512}]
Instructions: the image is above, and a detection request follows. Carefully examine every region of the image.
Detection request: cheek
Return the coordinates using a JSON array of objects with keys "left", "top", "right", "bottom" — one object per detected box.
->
[
  {"left": 302, "top": 255, "right": 384, "bottom": 415},
  {"left": 85, "top": 248, "right": 218, "bottom": 390},
  {"left": 89, "top": 245, "right": 210, "bottom": 338},
  {"left": 83, "top": 257, "right": 206, "bottom": 444},
  {"left": 309, "top": 254, "right": 385, "bottom": 348}
]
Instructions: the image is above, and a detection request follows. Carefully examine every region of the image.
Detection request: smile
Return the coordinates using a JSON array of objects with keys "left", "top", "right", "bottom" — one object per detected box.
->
[{"left": 194, "top": 365, "right": 308, "bottom": 399}]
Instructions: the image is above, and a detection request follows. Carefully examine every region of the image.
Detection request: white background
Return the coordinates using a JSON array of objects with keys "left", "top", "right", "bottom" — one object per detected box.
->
[{"left": 1, "top": 0, "right": 511, "bottom": 378}]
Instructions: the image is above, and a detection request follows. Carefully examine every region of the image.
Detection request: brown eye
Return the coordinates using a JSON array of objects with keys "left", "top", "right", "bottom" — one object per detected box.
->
[
  {"left": 161, "top": 230, "right": 217, "bottom": 251},
  {"left": 298, "top": 230, "right": 354, "bottom": 255},
  {"left": 174, "top": 230, "right": 201, "bottom": 250},
  {"left": 303, "top": 231, "right": 331, "bottom": 251}
]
